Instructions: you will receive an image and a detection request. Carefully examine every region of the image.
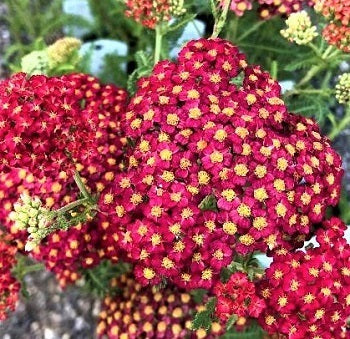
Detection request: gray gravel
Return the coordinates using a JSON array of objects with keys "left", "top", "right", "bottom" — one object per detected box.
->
[
  {"left": 0, "top": 271, "right": 99, "bottom": 339},
  {"left": 0, "top": 3, "right": 10, "bottom": 78}
]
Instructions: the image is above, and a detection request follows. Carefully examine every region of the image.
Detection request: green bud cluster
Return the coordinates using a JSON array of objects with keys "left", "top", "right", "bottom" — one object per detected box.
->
[
  {"left": 9, "top": 194, "right": 53, "bottom": 251},
  {"left": 335, "top": 73, "right": 350, "bottom": 104},
  {"left": 21, "top": 50, "right": 49, "bottom": 75}
]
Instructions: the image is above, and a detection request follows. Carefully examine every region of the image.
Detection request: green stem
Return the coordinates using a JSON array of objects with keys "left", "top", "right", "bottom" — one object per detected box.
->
[
  {"left": 211, "top": 0, "right": 230, "bottom": 38},
  {"left": 55, "top": 197, "right": 91, "bottom": 215},
  {"left": 322, "top": 45, "right": 334, "bottom": 59},
  {"left": 154, "top": 25, "right": 163, "bottom": 65},
  {"left": 237, "top": 20, "right": 265, "bottom": 43},
  {"left": 284, "top": 88, "right": 332, "bottom": 98},
  {"left": 297, "top": 65, "right": 322, "bottom": 87},
  {"left": 21, "top": 263, "right": 45, "bottom": 275},
  {"left": 74, "top": 171, "right": 91, "bottom": 199},
  {"left": 328, "top": 105, "right": 350, "bottom": 140},
  {"left": 270, "top": 60, "right": 278, "bottom": 79},
  {"left": 238, "top": 43, "right": 292, "bottom": 54},
  {"left": 322, "top": 71, "right": 332, "bottom": 89},
  {"left": 86, "top": 268, "right": 106, "bottom": 293}
]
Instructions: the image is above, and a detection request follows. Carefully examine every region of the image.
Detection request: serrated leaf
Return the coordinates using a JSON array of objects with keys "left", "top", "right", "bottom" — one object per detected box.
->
[
  {"left": 284, "top": 56, "right": 316, "bottom": 71},
  {"left": 206, "top": 297, "right": 217, "bottom": 313},
  {"left": 199, "top": 194, "right": 218, "bottom": 211},
  {"left": 226, "top": 314, "right": 238, "bottom": 331},
  {"left": 135, "top": 50, "right": 152, "bottom": 69},
  {"left": 192, "top": 297, "right": 217, "bottom": 331},
  {"left": 190, "top": 289, "right": 207, "bottom": 304},
  {"left": 167, "top": 14, "right": 197, "bottom": 33},
  {"left": 192, "top": 310, "right": 213, "bottom": 331}
]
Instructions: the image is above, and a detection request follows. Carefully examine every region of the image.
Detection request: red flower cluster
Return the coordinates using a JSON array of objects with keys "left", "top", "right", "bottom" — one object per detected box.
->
[
  {"left": 97, "top": 273, "right": 223, "bottom": 338},
  {"left": 0, "top": 73, "right": 99, "bottom": 178},
  {"left": 0, "top": 73, "right": 128, "bottom": 287},
  {"left": 224, "top": 0, "right": 253, "bottom": 16},
  {"left": 214, "top": 272, "right": 266, "bottom": 321},
  {"left": 323, "top": 23, "right": 350, "bottom": 53},
  {"left": 100, "top": 38, "right": 342, "bottom": 291},
  {"left": 258, "top": 0, "right": 316, "bottom": 19},
  {"left": 258, "top": 217, "right": 350, "bottom": 338},
  {"left": 0, "top": 232, "right": 20, "bottom": 321},
  {"left": 320, "top": 0, "right": 350, "bottom": 26},
  {"left": 318, "top": 0, "right": 350, "bottom": 52},
  {"left": 125, "top": 0, "right": 173, "bottom": 29},
  {"left": 225, "top": 0, "right": 315, "bottom": 19}
]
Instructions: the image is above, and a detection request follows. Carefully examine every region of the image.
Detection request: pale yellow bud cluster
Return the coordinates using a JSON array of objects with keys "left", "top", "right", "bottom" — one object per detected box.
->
[
  {"left": 280, "top": 11, "right": 318, "bottom": 45},
  {"left": 313, "top": 0, "right": 325, "bottom": 13},
  {"left": 335, "top": 73, "right": 350, "bottom": 104},
  {"left": 9, "top": 194, "right": 52, "bottom": 251},
  {"left": 21, "top": 50, "right": 49, "bottom": 75},
  {"left": 47, "top": 37, "right": 82, "bottom": 68},
  {"left": 169, "top": 0, "right": 186, "bottom": 16}
]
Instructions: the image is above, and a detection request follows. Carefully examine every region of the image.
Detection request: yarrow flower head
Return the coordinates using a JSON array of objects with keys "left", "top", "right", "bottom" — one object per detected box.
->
[
  {"left": 281, "top": 11, "right": 318, "bottom": 45},
  {"left": 258, "top": 0, "right": 314, "bottom": 19},
  {"left": 0, "top": 73, "right": 129, "bottom": 287},
  {"left": 100, "top": 38, "right": 343, "bottom": 291},
  {"left": 223, "top": 0, "right": 253, "bottom": 16},
  {"left": 97, "top": 273, "right": 223, "bottom": 338},
  {"left": 323, "top": 23, "right": 350, "bottom": 53},
  {"left": 0, "top": 232, "right": 20, "bottom": 321},
  {"left": 317, "top": 0, "right": 350, "bottom": 26},
  {"left": 335, "top": 73, "right": 350, "bottom": 104},
  {"left": 225, "top": 0, "right": 315, "bottom": 19},
  {"left": 317, "top": 0, "right": 350, "bottom": 52},
  {"left": 257, "top": 217, "right": 350, "bottom": 338},
  {"left": 124, "top": 0, "right": 186, "bottom": 29},
  {"left": 0, "top": 73, "right": 99, "bottom": 178},
  {"left": 214, "top": 272, "right": 266, "bottom": 322}
]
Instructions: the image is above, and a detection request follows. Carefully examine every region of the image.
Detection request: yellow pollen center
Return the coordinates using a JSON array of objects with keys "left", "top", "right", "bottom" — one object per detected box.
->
[
  {"left": 234, "top": 164, "right": 249, "bottom": 176},
  {"left": 253, "top": 217, "right": 267, "bottom": 230},
  {"left": 221, "top": 189, "right": 236, "bottom": 202},
  {"left": 159, "top": 149, "right": 173, "bottom": 161},
  {"left": 223, "top": 221, "right": 237, "bottom": 235},
  {"left": 143, "top": 268, "right": 155, "bottom": 280},
  {"left": 166, "top": 113, "right": 179, "bottom": 126},
  {"left": 201, "top": 268, "right": 213, "bottom": 280},
  {"left": 210, "top": 151, "right": 224, "bottom": 163},
  {"left": 237, "top": 203, "right": 251, "bottom": 217},
  {"left": 254, "top": 188, "right": 268, "bottom": 201}
]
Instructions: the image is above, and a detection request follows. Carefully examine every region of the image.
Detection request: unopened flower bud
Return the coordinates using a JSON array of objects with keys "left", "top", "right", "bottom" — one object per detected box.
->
[
  {"left": 335, "top": 73, "right": 350, "bottom": 104},
  {"left": 281, "top": 11, "right": 318, "bottom": 45},
  {"left": 47, "top": 37, "right": 81, "bottom": 68},
  {"left": 21, "top": 50, "right": 49, "bottom": 75},
  {"left": 10, "top": 194, "right": 52, "bottom": 251}
]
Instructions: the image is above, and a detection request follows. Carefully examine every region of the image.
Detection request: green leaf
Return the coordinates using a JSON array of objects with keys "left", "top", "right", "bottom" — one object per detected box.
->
[
  {"left": 284, "top": 56, "right": 316, "bottom": 71},
  {"left": 81, "top": 260, "right": 131, "bottom": 298},
  {"left": 221, "top": 320, "right": 266, "bottom": 338},
  {"left": 198, "top": 194, "right": 218, "bottom": 211},
  {"left": 167, "top": 14, "right": 197, "bottom": 33},
  {"left": 190, "top": 289, "right": 208, "bottom": 304},
  {"left": 127, "top": 50, "right": 153, "bottom": 95},
  {"left": 192, "top": 297, "right": 217, "bottom": 331},
  {"left": 226, "top": 314, "right": 238, "bottom": 331}
]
